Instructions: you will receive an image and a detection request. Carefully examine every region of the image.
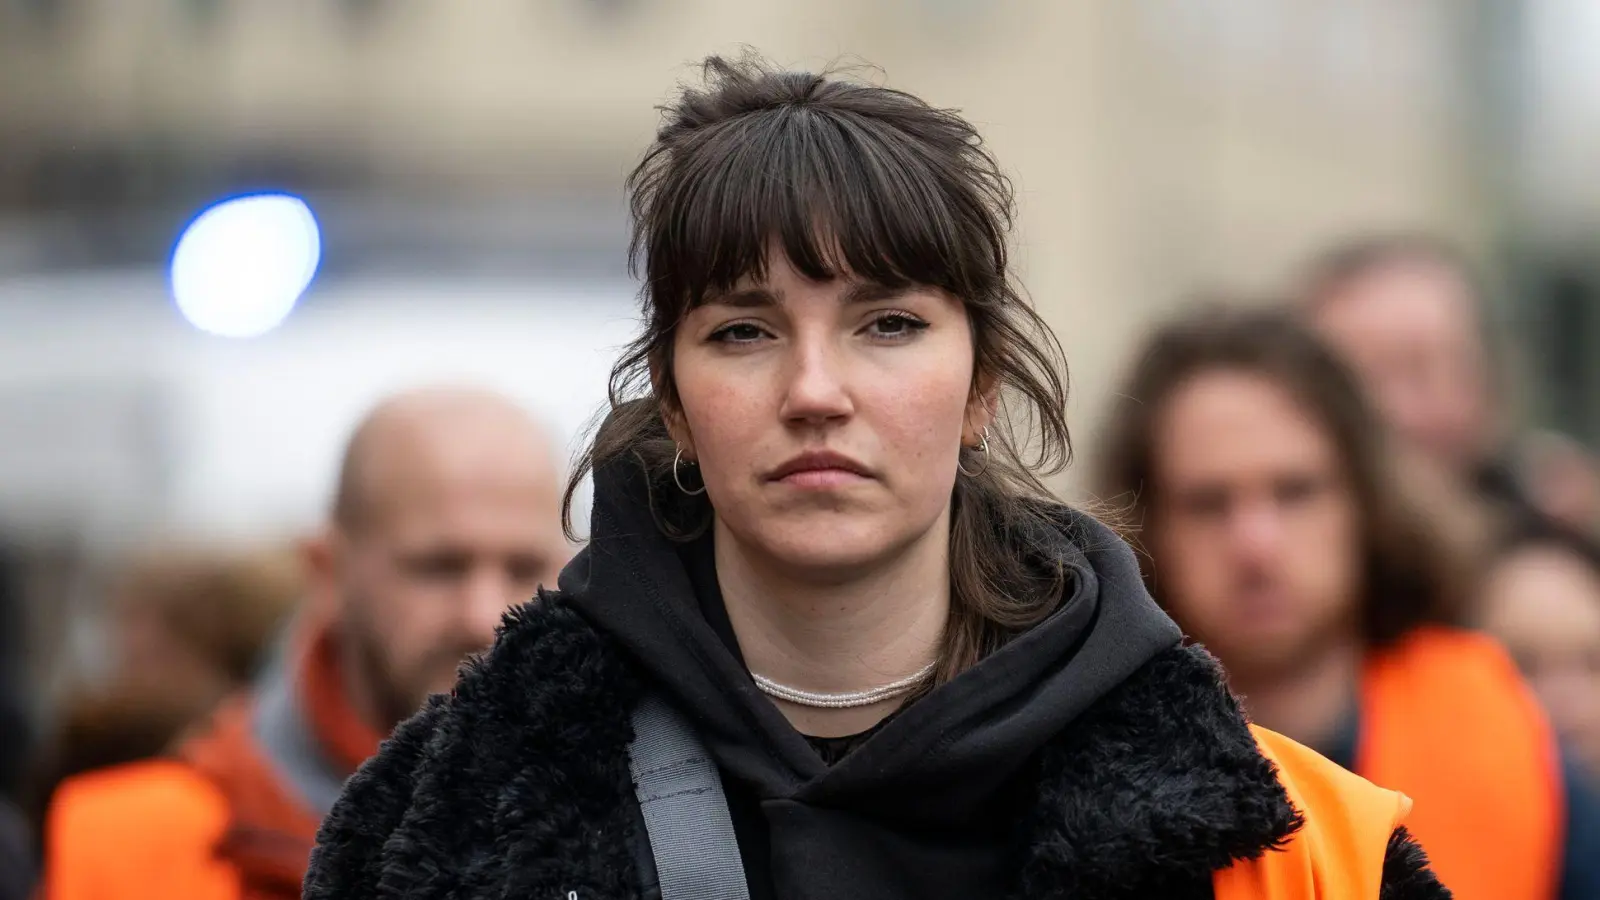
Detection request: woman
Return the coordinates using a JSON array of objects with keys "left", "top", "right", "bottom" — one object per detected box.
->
[
  {"left": 1481, "top": 521, "right": 1600, "bottom": 783},
  {"left": 304, "top": 55, "right": 1448, "bottom": 900}
]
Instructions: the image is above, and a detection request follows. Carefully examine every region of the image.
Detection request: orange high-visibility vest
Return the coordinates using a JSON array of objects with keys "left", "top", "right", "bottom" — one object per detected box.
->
[
  {"left": 41, "top": 624, "right": 384, "bottom": 900},
  {"left": 1358, "top": 626, "right": 1562, "bottom": 900},
  {"left": 42, "top": 760, "right": 242, "bottom": 900},
  {"left": 41, "top": 700, "right": 326, "bottom": 900},
  {"left": 1214, "top": 726, "right": 1412, "bottom": 900}
]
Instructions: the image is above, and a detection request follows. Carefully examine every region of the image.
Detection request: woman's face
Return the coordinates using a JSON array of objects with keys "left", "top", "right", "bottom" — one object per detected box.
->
[
  {"left": 668, "top": 249, "right": 988, "bottom": 577},
  {"left": 1480, "top": 544, "right": 1600, "bottom": 773}
]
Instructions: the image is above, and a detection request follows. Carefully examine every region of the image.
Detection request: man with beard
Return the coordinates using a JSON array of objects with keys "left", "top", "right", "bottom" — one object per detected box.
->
[
  {"left": 1099, "top": 306, "right": 1600, "bottom": 900},
  {"left": 40, "top": 387, "right": 571, "bottom": 900}
]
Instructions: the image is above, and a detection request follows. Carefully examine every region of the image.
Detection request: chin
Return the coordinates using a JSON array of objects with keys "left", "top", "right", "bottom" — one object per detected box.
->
[
  {"left": 763, "top": 537, "right": 899, "bottom": 577},
  {"left": 423, "top": 669, "right": 466, "bottom": 700},
  {"left": 746, "top": 516, "right": 918, "bottom": 578},
  {"left": 1209, "top": 629, "right": 1325, "bottom": 678}
]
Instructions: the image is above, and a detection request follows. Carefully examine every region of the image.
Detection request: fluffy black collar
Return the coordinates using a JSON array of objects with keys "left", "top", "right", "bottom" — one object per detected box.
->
[{"left": 306, "top": 597, "right": 1302, "bottom": 900}]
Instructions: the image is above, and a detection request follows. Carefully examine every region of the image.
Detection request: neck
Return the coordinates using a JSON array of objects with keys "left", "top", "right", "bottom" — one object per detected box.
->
[
  {"left": 1229, "top": 639, "right": 1362, "bottom": 750},
  {"left": 336, "top": 639, "right": 389, "bottom": 734},
  {"left": 299, "top": 620, "right": 387, "bottom": 772},
  {"left": 714, "top": 515, "right": 950, "bottom": 738}
]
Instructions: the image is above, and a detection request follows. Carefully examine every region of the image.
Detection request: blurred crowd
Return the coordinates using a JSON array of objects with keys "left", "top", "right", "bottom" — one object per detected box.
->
[{"left": 3, "top": 231, "right": 1600, "bottom": 900}]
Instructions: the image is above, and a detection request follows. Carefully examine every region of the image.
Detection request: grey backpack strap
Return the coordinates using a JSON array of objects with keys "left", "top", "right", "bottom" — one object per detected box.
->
[{"left": 629, "top": 694, "right": 752, "bottom": 900}]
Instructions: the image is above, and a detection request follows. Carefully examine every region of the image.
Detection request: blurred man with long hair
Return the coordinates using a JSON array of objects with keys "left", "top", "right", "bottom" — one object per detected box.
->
[{"left": 1100, "top": 306, "right": 1600, "bottom": 900}]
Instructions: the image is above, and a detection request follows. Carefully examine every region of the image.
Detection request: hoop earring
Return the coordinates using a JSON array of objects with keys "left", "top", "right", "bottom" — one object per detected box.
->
[
  {"left": 673, "top": 444, "right": 707, "bottom": 496},
  {"left": 958, "top": 428, "right": 990, "bottom": 478}
]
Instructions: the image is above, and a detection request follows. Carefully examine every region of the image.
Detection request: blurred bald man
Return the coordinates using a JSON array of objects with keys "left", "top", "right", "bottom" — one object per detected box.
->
[{"left": 40, "top": 387, "right": 570, "bottom": 900}]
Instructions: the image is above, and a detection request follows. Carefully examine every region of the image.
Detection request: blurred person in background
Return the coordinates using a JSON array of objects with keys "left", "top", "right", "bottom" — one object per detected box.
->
[
  {"left": 1302, "top": 237, "right": 1503, "bottom": 490},
  {"left": 23, "top": 545, "right": 300, "bottom": 850},
  {"left": 1301, "top": 234, "right": 1555, "bottom": 533},
  {"left": 38, "top": 545, "right": 300, "bottom": 772},
  {"left": 1305, "top": 237, "right": 1600, "bottom": 763},
  {"left": 1481, "top": 521, "right": 1600, "bottom": 784},
  {"left": 1520, "top": 430, "right": 1600, "bottom": 536},
  {"left": 1099, "top": 305, "right": 1600, "bottom": 900},
  {"left": 305, "top": 56, "right": 1447, "bottom": 900},
  {"left": 38, "top": 387, "right": 570, "bottom": 900},
  {"left": 107, "top": 545, "right": 303, "bottom": 708}
]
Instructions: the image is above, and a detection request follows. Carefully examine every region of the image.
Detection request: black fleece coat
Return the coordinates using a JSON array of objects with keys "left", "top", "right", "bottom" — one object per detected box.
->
[{"left": 304, "top": 594, "right": 1450, "bottom": 900}]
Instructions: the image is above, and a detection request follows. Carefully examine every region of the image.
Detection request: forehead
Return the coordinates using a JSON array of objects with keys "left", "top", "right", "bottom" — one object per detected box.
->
[
  {"left": 1484, "top": 547, "right": 1600, "bottom": 646},
  {"left": 1151, "top": 370, "right": 1340, "bottom": 488},
  {"left": 361, "top": 444, "right": 562, "bottom": 546},
  {"left": 1315, "top": 262, "right": 1479, "bottom": 349}
]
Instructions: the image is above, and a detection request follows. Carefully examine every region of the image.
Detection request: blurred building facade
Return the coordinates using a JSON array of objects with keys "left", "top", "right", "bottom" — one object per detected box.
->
[
  {"left": 1, "top": 0, "right": 1598, "bottom": 720},
  {"left": 0, "top": 0, "right": 1516, "bottom": 480}
]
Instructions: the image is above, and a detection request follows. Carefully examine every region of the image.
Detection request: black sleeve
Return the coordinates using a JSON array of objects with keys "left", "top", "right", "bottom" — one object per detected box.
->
[
  {"left": 1380, "top": 826, "right": 1452, "bottom": 900},
  {"left": 302, "top": 695, "right": 449, "bottom": 900}
]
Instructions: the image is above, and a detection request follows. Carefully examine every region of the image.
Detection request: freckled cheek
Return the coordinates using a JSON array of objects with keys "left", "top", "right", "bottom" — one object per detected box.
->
[
  {"left": 680, "top": 377, "right": 769, "bottom": 475},
  {"left": 865, "top": 376, "right": 970, "bottom": 480}
]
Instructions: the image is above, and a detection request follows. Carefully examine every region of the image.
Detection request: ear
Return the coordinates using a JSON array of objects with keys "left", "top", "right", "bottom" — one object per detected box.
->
[
  {"left": 297, "top": 527, "right": 345, "bottom": 621},
  {"left": 650, "top": 358, "right": 696, "bottom": 458},
  {"left": 660, "top": 401, "right": 693, "bottom": 454},
  {"left": 963, "top": 374, "right": 1000, "bottom": 445}
]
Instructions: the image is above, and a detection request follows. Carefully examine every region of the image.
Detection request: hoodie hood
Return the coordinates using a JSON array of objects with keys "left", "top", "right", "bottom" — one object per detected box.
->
[{"left": 559, "top": 438, "right": 1183, "bottom": 896}]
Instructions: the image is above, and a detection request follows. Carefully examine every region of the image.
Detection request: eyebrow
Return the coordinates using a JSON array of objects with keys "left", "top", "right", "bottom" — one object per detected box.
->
[{"left": 704, "top": 281, "right": 909, "bottom": 309}]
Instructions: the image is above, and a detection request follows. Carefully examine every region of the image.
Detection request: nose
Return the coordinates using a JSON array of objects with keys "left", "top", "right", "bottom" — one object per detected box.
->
[
  {"left": 777, "top": 333, "right": 854, "bottom": 425},
  {"left": 1227, "top": 497, "right": 1286, "bottom": 562}
]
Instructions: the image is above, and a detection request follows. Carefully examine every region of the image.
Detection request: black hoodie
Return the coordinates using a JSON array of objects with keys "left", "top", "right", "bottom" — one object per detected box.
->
[{"left": 557, "top": 450, "right": 1183, "bottom": 898}]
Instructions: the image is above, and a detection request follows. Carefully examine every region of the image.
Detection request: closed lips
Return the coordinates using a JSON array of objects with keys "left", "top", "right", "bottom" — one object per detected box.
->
[{"left": 767, "top": 451, "right": 872, "bottom": 481}]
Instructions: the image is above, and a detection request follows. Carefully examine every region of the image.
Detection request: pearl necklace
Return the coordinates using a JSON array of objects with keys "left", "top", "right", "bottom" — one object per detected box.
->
[{"left": 750, "top": 662, "right": 937, "bottom": 709}]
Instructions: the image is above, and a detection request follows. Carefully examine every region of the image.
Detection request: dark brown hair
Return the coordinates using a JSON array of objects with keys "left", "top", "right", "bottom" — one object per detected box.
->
[
  {"left": 562, "top": 53, "right": 1074, "bottom": 683},
  {"left": 1097, "top": 305, "right": 1460, "bottom": 646},
  {"left": 112, "top": 544, "right": 300, "bottom": 685}
]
